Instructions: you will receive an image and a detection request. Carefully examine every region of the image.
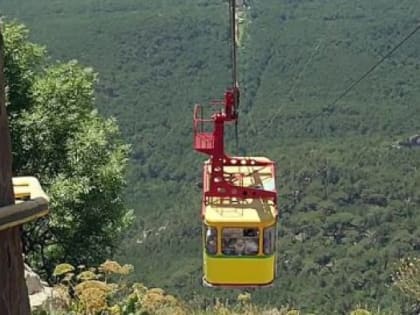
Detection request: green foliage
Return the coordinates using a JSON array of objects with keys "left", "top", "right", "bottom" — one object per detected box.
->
[
  {"left": 2, "top": 0, "right": 420, "bottom": 314},
  {"left": 53, "top": 263, "right": 75, "bottom": 277},
  {"left": 2, "top": 22, "right": 133, "bottom": 274},
  {"left": 3, "top": 22, "right": 45, "bottom": 113},
  {"left": 34, "top": 259, "right": 391, "bottom": 315},
  {"left": 394, "top": 257, "right": 420, "bottom": 301}
]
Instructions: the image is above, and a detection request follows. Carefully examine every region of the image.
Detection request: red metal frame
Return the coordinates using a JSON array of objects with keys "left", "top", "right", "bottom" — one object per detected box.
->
[{"left": 194, "top": 87, "right": 277, "bottom": 205}]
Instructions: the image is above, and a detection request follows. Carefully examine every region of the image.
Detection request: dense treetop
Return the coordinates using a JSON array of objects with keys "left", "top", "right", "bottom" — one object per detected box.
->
[{"left": 3, "top": 22, "right": 132, "bottom": 276}]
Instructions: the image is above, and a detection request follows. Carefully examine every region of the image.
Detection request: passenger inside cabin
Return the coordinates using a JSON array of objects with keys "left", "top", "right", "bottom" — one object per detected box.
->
[
  {"left": 245, "top": 238, "right": 258, "bottom": 255},
  {"left": 234, "top": 239, "right": 245, "bottom": 255},
  {"left": 222, "top": 238, "right": 236, "bottom": 255},
  {"left": 244, "top": 228, "right": 259, "bottom": 255},
  {"left": 222, "top": 228, "right": 259, "bottom": 256}
]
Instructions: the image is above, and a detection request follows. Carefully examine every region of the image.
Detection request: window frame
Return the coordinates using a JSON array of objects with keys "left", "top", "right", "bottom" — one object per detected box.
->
[
  {"left": 221, "top": 227, "right": 260, "bottom": 257},
  {"left": 204, "top": 225, "right": 218, "bottom": 255},
  {"left": 263, "top": 225, "right": 277, "bottom": 256}
]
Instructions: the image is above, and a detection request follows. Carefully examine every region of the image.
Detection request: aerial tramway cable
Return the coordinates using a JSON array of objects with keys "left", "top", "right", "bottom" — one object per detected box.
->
[
  {"left": 330, "top": 24, "right": 420, "bottom": 109},
  {"left": 310, "top": 23, "right": 420, "bottom": 129},
  {"left": 229, "top": 0, "right": 237, "bottom": 90},
  {"left": 316, "top": 22, "right": 420, "bottom": 192},
  {"left": 229, "top": 0, "right": 240, "bottom": 152}
]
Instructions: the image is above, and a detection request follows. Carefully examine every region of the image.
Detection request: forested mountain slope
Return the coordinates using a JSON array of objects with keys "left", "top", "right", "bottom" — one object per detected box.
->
[{"left": 1, "top": 0, "right": 420, "bottom": 313}]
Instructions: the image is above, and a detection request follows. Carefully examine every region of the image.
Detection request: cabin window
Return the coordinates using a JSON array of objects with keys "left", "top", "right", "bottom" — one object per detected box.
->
[
  {"left": 264, "top": 226, "right": 276, "bottom": 255},
  {"left": 222, "top": 228, "right": 259, "bottom": 256},
  {"left": 205, "top": 226, "right": 217, "bottom": 254}
]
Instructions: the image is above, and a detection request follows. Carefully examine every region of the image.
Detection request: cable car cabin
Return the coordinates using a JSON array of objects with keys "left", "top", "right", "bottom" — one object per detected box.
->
[
  {"left": 193, "top": 87, "right": 278, "bottom": 288},
  {"left": 192, "top": 0, "right": 278, "bottom": 288},
  {"left": 201, "top": 157, "right": 278, "bottom": 288}
]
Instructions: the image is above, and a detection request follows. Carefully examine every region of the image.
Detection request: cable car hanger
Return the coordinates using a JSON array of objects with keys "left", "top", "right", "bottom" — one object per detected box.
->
[
  {"left": 193, "top": 0, "right": 276, "bottom": 205},
  {"left": 193, "top": 0, "right": 278, "bottom": 288}
]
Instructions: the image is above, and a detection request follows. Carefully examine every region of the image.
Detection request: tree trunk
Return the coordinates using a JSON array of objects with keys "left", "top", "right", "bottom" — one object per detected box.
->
[{"left": 0, "top": 29, "right": 31, "bottom": 315}]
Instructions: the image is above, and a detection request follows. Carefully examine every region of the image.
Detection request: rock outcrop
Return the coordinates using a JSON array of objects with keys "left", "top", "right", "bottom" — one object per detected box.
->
[{"left": 25, "top": 264, "right": 52, "bottom": 310}]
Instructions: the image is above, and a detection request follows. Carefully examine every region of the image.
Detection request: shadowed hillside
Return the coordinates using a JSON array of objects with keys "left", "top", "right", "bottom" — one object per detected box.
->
[{"left": 1, "top": 0, "right": 420, "bottom": 313}]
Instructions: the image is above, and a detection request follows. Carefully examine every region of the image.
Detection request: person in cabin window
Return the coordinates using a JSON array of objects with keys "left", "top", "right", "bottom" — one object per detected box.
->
[
  {"left": 244, "top": 228, "right": 258, "bottom": 255},
  {"left": 234, "top": 238, "right": 246, "bottom": 255},
  {"left": 223, "top": 237, "right": 236, "bottom": 255},
  {"left": 245, "top": 239, "right": 258, "bottom": 255}
]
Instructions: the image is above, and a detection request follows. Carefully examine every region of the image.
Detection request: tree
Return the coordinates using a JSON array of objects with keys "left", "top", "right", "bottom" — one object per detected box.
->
[
  {"left": 3, "top": 22, "right": 133, "bottom": 275},
  {"left": 0, "top": 28, "right": 31, "bottom": 315}
]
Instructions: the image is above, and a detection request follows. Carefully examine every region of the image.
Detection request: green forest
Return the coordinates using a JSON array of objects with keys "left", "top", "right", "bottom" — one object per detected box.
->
[{"left": 1, "top": 0, "right": 420, "bottom": 313}]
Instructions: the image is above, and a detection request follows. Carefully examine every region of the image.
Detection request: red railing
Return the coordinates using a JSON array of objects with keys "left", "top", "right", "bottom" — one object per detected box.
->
[
  {"left": 193, "top": 100, "right": 277, "bottom": 204},
  {"left": 193, "top": 105, "right": 215, "bottom": 153}
]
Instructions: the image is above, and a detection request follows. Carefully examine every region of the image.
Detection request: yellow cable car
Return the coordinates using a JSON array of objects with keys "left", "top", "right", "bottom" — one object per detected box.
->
[
  {"left": 193, "top": 0, "right": 278, "bottom": 288},
  {"left": 193, "top": 89, "right": 278, "bottom": 289},
  {"left": 201, "top": 158, "right": 278, "bottom": 288}
]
